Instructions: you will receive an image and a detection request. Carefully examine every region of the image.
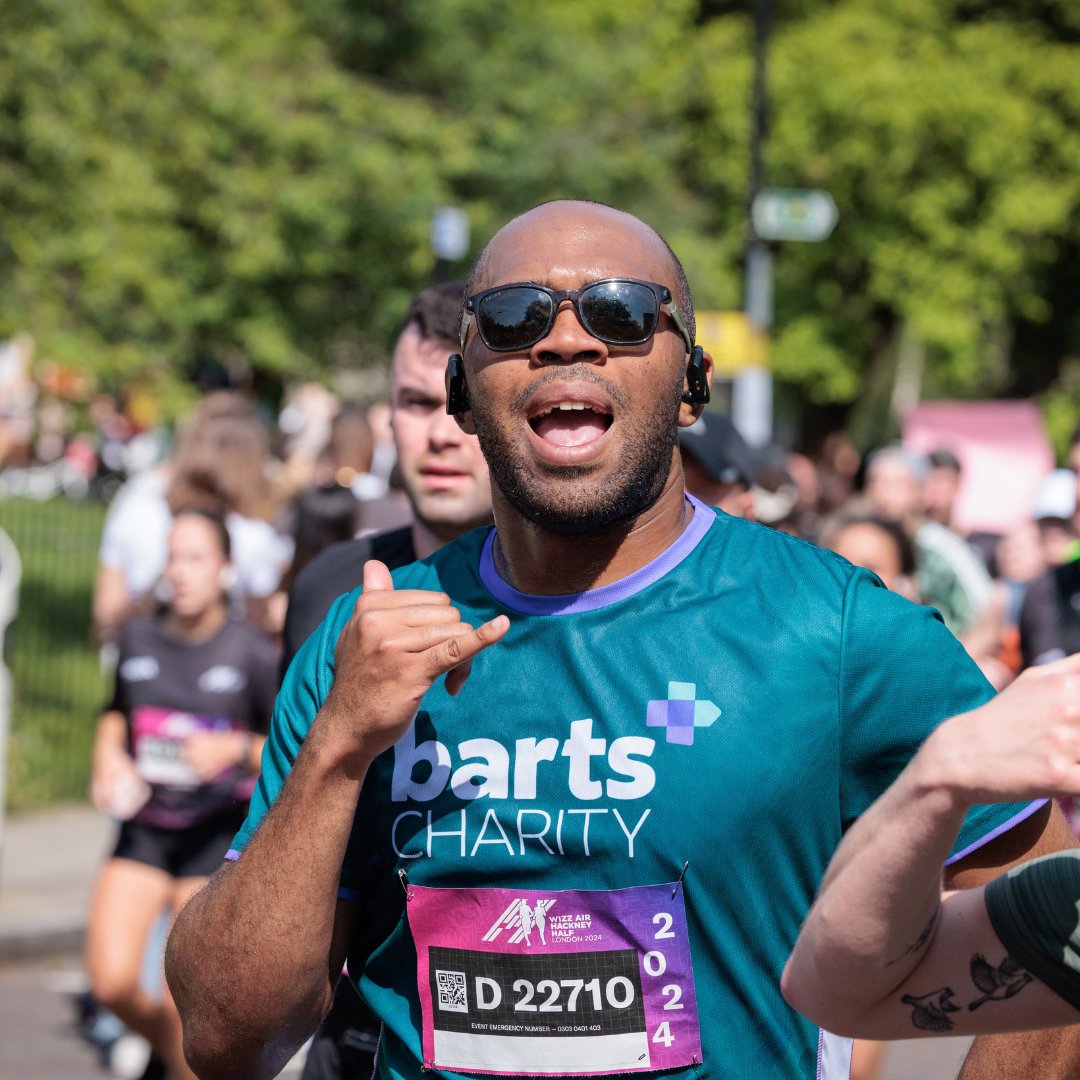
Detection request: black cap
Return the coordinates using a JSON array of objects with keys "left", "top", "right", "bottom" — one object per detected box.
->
[{"left": 678, "top": 413, "right": 756, "bottom": 488}]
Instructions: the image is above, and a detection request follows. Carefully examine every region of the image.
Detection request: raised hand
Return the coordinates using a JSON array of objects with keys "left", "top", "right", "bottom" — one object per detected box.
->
[
  {"left": 919, "top": 652, "right": 1080, "bottom": 807},
  {"left": 319, "top": 559, "right": 509, "bottom": 770}
]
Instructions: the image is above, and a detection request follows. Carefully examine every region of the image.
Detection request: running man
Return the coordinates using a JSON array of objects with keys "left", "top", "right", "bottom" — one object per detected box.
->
[{"left": 166, "top": 200, "right": 1080, "bottom": 1079}]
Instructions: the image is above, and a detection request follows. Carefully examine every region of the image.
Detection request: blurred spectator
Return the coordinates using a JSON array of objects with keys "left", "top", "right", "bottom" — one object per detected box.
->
[
  {"left": 0, "top": 334, "right": 37, "bottom": 468},
  {"left": 34, "top": 395, "right": 74, "bottom": 465},
  {"left": 818, "top": 514, "right": 918, "bottom": 602},
  {"left": 277, "top": 383, "right": 340, "bottom": 493},
  {"left": 1031, "top": 467, "right": 1079, "bottom": 568},
  {"left": 864, "top": 447, "right": 993, "bottom": 637},
  {"left": 1020, "top": 468, "right": 1080, "bottom": 670},
  {"left": 994, "top": 519, "right": 1048, "bottom": 676},
  {"left": 314, "top": 405, "right": 386, "bottom": 502},
  {"left": 923, "top": 448, "right": 962, "bottom": 529},
  {"left": 864, "top": 446, "right": 1005, "bottom": 684},
  {"left": 782, "top": 452, "right": 824, "bottom": 539},
  {"left": 93, "top": 392, "right": 291, "bottom": 644},
  {"left": 366, "top": 400, "right": 396, "bottom": 485},
  {"left": 817, "top": 431, "right": 861, "bottom": 515},
  {"left": 88, "top": 393, "right": 135, "bottom": 501},
  {"left": 922, "top": 446, "right": 1002, "bottom": 572},
  {"left": 677, "top": 412, "right": 756, "bottom": 519},
  {"left": 996, "top": 520, "right": 1049, "bottom": 628},
  {"left": 280, "top": 483, "right": 361, "bottom": 596}
]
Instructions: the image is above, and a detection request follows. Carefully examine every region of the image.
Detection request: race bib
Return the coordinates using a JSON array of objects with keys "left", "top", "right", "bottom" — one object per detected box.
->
[
  {"left": 407, "top": 882, "right": 702, "bottom": 1076},
  {"left": 130, "top": 705, "right": 234, "bottom": 788}
]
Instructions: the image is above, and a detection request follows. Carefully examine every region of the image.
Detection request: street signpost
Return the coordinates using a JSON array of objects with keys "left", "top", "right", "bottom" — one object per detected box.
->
[{"left": 751, "top": 188, "right": 839, "bottom": 243}]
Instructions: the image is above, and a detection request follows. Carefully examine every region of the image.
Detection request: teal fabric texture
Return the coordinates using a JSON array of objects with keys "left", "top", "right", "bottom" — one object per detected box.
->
[{"left": 232, "top": 502, "right": 1034, "bottom": 1079}]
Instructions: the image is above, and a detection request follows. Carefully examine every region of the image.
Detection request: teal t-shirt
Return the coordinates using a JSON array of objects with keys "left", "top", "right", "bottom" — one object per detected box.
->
[{"left": 232, "top": 497, "right": 1039, "bottom": 1079}]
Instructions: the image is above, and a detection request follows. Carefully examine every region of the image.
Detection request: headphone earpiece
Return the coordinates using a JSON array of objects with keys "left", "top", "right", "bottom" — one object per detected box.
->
[
  {"left": 445, "top": 353, "right": 470, "bottom": 416},
  {"left": 683, "top": 346, "right": 710, "bottom": 405}
]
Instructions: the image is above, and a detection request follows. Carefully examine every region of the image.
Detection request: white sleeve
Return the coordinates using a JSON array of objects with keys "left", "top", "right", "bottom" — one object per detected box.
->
[{"left": 228, "top": 516, "right": 293, "bottom": 598}]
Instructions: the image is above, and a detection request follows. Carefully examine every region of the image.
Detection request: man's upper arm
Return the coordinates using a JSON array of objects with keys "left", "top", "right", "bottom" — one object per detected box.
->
[
  {"left": 946, "top": 800, "right": 1078, "bottom": 891},
  {"left": 232, "top": 590, "right": 355, "bottom": 857}
]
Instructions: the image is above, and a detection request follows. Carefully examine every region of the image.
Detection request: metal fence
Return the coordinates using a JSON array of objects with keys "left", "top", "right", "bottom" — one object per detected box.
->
[{"left": 0, "top": 496, "right": 107, "bottom": 811}]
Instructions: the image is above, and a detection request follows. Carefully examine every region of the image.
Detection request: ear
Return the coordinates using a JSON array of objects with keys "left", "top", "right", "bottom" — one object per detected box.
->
[
  {"left": 679, "top": 348, "right": 714, "bottom": 426},
  {"left": 218, "top": 564, "right": 238, "bottom": 591},
  {"left": 445, "top": 354, "right": 470, "bottom": 415},
  {"left": 445, "top": 353, "right": 477, "bottom": 433}
]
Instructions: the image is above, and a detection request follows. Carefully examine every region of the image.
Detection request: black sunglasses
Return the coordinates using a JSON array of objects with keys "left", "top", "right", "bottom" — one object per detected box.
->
[{"left": 459, "top": 278, "right": 693, "bottom": 354}]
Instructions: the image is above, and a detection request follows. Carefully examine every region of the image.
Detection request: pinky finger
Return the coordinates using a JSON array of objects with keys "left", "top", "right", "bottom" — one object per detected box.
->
[{"left": 442, "top": 615, "right": 510, "bottom": 696}]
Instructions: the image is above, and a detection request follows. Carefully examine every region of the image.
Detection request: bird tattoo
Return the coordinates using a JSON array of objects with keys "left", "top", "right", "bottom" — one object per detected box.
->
[
  {"left": 968, "top": 954, "right": 1032, "bottom": 1010},
  {"left": 902, "top": 987, "right": 960, "bottom": 1032}
]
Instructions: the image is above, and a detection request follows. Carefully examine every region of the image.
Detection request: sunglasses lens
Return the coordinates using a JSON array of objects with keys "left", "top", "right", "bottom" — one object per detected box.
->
[
  {"left": 477, "top": 288, "right": 554, "bottom": 350},
  {"left": 580, "top": 281, "right": 658, "bottom": 343}
]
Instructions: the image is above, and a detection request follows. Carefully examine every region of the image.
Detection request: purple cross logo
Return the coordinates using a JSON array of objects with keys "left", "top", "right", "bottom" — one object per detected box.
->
[{"left": 646, "top": 681, "right": 721, "bottom": 746}]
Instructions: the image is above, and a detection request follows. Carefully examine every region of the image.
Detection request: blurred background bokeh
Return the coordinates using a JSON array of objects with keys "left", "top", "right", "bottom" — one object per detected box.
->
[{"left": 2, "top": 0, "right": 1080, "bottom": 812}]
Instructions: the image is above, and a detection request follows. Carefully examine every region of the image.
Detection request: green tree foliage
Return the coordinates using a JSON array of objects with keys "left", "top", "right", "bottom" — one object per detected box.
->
[
  {"left": 2, "top": 0, "right": 1079, "bottom": 443},
  {"left": 0, "top": 0, "right": 460, "bottom": 386}
]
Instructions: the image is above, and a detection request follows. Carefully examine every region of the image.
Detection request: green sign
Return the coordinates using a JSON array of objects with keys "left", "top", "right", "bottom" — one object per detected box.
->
[{"left": 751, "top": 189, "right": 838, "bottom": 242}]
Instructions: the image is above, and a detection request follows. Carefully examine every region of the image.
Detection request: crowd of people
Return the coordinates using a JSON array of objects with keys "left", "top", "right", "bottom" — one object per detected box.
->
[{"left": 68, "top": 200, "right": 1080, "bottom": 1080}]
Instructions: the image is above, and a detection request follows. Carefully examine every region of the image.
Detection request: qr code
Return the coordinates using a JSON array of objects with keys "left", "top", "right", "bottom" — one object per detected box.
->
[{"left": 436, "top": 969, "right": 468, "bottom": 1013}]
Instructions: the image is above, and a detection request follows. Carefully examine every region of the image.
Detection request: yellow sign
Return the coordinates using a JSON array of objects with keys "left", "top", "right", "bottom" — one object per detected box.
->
[{"left": 695, "top": 311, "right": 770, "bottom": 376}]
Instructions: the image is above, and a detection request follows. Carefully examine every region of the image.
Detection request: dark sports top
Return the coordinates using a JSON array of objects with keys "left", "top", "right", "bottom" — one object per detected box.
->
[
  {"left": 280, "top": 526, "right": 415, "bottom": 680},
  {"left": 1019, "top": 559, "right": 1080, "bottom": 669},
  {"left": 234, "top": 498, "right": 1040, "bottom": 1079},
  {"left": 109, "top": 614, "right": 278, "bottom": 829}
]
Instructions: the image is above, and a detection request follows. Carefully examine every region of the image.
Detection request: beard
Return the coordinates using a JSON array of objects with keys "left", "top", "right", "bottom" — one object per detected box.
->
[{"left": 469, "top": 367, "right": 685, "bottom": 535}]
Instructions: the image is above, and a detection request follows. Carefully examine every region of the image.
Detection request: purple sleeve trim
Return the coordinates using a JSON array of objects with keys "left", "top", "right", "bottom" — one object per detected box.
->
[
  {"left": 944, "top": 799, "right": 1048, "bottom": 866},
  {"left": 227, "top": 849, "right": 360, "bottom": 904},
  {"left": 479, "top": 494, "right": 716, "bottom": 615}
]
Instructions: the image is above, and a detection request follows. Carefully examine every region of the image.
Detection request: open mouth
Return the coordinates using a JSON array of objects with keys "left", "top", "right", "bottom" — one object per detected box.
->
[{"left": 528, "top": 401, "right": 614, "bottom": 448}]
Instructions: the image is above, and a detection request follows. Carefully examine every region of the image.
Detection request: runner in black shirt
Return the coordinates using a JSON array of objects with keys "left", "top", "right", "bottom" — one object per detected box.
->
[{"left": 86, "top": 508, "right": 278, "bottom": 1080}]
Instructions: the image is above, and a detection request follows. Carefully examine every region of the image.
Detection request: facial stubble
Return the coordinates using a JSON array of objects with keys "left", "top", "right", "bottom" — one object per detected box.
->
[{"left": 469, "top": 367, "right": 686, "bottom": 535}]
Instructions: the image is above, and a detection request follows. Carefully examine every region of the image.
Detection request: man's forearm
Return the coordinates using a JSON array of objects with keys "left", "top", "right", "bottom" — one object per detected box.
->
[
  {"left": 782, "top": 748, "right": 967, "bottom": 1030},
  {"left": 164, "top": 711, "right": 370, "bottom": 1080},
  {"left": 785, "top": 658, "right": 1080, "bottom": 1045}
]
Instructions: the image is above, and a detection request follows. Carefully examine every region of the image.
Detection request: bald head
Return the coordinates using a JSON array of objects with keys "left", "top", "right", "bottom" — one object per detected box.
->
[{"left": 465, "top": 200, "right": 696, "bottom": 344}]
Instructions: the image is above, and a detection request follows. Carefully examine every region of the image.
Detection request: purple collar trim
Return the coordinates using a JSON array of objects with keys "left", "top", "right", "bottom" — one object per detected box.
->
[{"left": 479, "top": 494, "right": 716, "bottom": 616}]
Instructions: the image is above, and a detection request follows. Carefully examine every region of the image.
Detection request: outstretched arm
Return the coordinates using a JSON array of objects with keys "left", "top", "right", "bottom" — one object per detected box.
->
[
  {"left": 164, "top": 561, "right": 508, "bottom": 1080},
  {"left": 782, "top": 654, "right": 1080, "bottom": 1040}
]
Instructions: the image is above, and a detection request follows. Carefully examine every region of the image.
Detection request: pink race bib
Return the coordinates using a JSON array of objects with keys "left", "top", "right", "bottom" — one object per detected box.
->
[{"left": 407, "top": 882, "right": 702, "bottom": 1076}]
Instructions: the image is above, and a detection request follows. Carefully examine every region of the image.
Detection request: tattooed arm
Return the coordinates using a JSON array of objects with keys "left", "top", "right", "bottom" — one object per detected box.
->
[{"left": 782, "top": 656, "right": 1080, "bottom": 1038}]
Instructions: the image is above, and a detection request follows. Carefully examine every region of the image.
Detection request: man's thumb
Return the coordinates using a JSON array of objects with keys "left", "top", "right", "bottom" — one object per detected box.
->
[{"left": 362, "top": 559, "right": 394, "bottom": 592}]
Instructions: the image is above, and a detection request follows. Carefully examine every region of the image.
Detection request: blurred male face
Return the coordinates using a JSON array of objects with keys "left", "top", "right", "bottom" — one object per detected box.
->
[
  {"left": 391, "top": 323, "right": 492, "bottom": 542},
  {"left": 459, "top": 201, "right": 699, "bottom": 534},
  {"left": 923, "top": 465, "right": 961, "bottom": 527},
  {"left": 679, "top": 448, "right": 754, "bottom": 520},
  {"left": 865, "top": 455, "right": 924, "bottom": 525}
]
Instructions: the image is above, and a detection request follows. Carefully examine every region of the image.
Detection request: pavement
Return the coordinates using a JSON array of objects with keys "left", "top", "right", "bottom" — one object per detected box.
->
[{"left": 0, "top": 802, "right": 113, "bottom": 962}]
